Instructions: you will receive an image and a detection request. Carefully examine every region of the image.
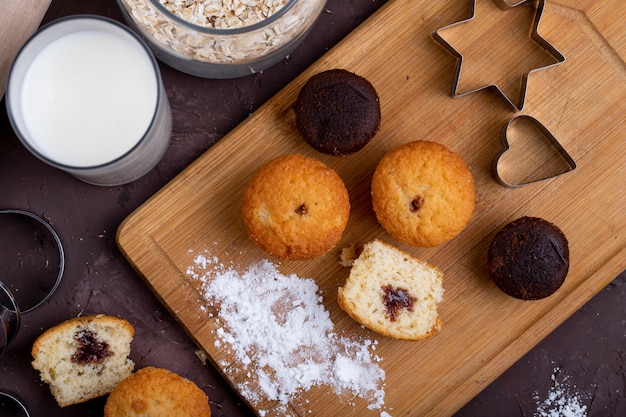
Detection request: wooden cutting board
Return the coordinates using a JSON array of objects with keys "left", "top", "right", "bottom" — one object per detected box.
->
[{"left": 117, "top": 0, "right": 625, "bottom": 415}]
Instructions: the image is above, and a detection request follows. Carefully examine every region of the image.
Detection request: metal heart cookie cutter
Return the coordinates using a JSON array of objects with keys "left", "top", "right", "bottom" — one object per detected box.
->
[
  {"left": 492, "top": 115, "right": 577, "bottom": 187},
  {"left": 432, "top": 0, "right": 566, "bottom": 111}
]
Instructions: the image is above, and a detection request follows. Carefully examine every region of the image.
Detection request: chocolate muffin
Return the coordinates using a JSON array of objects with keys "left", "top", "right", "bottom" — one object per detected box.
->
[
  {"left": 294, "top": 69, "right": 380, "bottom": 156},
  {"left": 487, "top": 216, "right": 569, "bottom": 300}
]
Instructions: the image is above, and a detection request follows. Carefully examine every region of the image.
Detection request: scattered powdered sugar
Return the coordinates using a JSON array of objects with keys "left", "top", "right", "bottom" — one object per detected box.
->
[
  {"left": 534, "top": 367, "right": 588, "bottom": 417},
  {"left": 186, "top": 252, "right": 388, "bottom": 414}
]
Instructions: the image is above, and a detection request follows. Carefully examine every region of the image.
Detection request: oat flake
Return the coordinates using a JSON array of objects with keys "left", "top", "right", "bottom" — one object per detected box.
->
[
  {"left": 159, "top": 0, "right": 290, "bottom": 29},
  {"left": 120, "top": 0, "right": 320, "bottom": 64}
]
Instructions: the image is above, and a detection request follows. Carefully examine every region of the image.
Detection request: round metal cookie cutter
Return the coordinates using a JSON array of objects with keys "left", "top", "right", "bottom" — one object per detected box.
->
[
  {"left": 0, "top": 281, "right": 20, "bottom": 358},
  {"left": 0, "top": 390, "right": 31, "bottom": 417},
  {"left": 0, "top": 209, "right": 65, "bottom": 314}
]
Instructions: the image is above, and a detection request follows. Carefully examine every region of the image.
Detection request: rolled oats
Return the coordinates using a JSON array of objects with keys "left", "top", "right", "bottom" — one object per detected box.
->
[{"left": 118, "top": 0, "right": 321, "bottom": 66}]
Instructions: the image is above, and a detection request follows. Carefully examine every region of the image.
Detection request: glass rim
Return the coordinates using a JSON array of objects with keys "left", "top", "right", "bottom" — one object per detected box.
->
[
  {"left": 5, "top": 14, "right": 165, "bottom": 172},
  {"left": 145, "top": 0, "right": 299, "bottom": 35}
]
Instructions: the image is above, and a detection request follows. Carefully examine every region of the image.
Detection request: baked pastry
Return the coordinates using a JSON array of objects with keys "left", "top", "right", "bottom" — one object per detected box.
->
[
  {"left": 337, "top": 239, "right": 444, "bottom": 341},
  {"left": 488, "top": 216, "right": 569, "bottom": 300},
  {"left": 31, "top": 314, "right": 134, "bottom": 407},
  {"left": 294, "top": 69, "right": 381, "bottom": 156},
  {"left": 371, "top": 140, "right": 475, "bottom": 247},
  {"left": 104, "top": 366, "right": 211, "bottom": 417},
  {"left": 242, "top": 154, "right": 350, "bottom": 260}
]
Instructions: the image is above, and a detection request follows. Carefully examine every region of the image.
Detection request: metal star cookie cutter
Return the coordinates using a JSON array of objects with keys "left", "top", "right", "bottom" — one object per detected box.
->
[
  {"left": 432, "top": 0, "right": 566, "bottom": 111},
  {"left": 492, "top": 0, "right": 534, "bottom": 10},
  {"left": 492, "top": 114, "right": 577, "bottom": 187}
]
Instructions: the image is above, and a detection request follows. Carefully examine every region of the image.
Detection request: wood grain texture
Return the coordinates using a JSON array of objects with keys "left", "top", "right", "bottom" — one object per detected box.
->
[{"left": 117, "top": 0, "right": 625, "bottom": 415}]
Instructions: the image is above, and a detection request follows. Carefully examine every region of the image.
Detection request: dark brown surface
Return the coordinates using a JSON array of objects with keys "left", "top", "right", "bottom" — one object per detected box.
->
[{"left": 0, "top": 1, "right": 623, "bottom": 416}]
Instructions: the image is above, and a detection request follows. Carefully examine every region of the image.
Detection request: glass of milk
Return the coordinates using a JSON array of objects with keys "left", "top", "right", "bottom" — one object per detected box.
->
[{"left": 5, "top": 15, "right": 172, "bottom": 186}]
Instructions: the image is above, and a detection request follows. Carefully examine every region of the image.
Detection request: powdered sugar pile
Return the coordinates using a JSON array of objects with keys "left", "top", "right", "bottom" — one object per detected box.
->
[
  {"left": 534, "top": 367, "right": 588, "bottom": 417},
  {"left": 186, "top": 252, "right": 387, "bottom": 414}
]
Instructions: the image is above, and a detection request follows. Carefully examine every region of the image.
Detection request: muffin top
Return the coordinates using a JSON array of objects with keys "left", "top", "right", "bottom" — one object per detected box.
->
[
  {"left": 242, "top": 154, "right": 350, "bottom": 260},
  {"left": 371, "top": 140, "right": 475, "bottom": 247},
  {"left": 488, "top": 216, "right": 569, "bottom": 300},
  {"left": 295, "top": 69, "right": 381, "bottom": 156}
]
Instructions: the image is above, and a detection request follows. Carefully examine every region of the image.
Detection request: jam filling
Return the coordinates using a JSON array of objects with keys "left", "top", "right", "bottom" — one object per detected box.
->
[
  {"left": 382, "top": 285, "right": 416, "bottom": 321},
  {"left": 71, "top": 328, "right": 112, "bottom": 364},
  {"left": 295, "top": 203, "right": 308, "bottom": 216},
  {"left": 410, "top": 195, "right": 424, "bottom": 212}
]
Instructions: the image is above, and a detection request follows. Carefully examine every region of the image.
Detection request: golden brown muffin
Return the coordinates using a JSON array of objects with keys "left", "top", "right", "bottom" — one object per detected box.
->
[
  {"left": 31, "top": 314, "right": 135, "bottom": 407},
  {"left": 371, "top": 140, "right": 475, "bottom": 247},
  {"left": 242, "top": 154, "right": 350, "bottom": 260},
  {"left": 104, "top": 367, "right": 211, "bottom": 417},
  {"left": 337, "top": 239, "right": 444, "bottom": 341}
]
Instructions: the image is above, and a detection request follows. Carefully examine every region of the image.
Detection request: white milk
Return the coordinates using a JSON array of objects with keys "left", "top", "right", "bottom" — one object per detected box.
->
[{"left": 20, "top": 28, "right": 158, "bottom": 167}]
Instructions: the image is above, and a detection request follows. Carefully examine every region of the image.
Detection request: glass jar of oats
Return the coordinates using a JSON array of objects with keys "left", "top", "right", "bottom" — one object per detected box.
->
[{"left": 116, "top": 0, "right": 327, "bottom": 79}]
